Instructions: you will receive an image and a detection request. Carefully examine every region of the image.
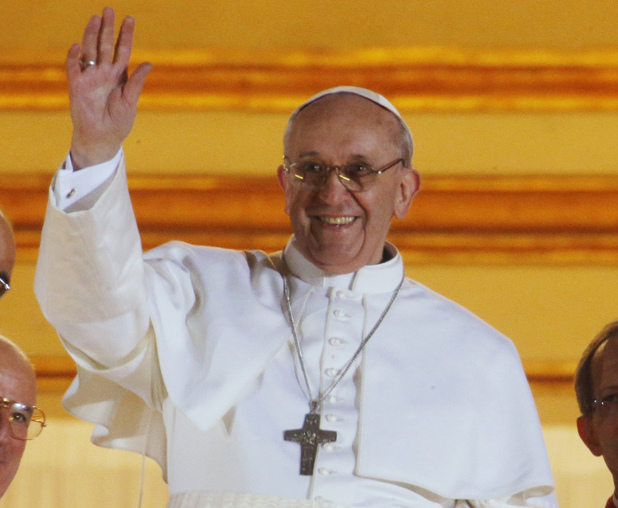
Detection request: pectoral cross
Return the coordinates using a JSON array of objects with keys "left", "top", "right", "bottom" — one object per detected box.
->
[{"left": 284, "top": 413, "right": 337, "bottom": 475}]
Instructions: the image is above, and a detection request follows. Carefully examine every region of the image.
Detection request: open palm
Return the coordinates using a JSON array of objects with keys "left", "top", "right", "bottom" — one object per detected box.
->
[{"left": 67, "top": 8, "right": 151, "bottom": 169}]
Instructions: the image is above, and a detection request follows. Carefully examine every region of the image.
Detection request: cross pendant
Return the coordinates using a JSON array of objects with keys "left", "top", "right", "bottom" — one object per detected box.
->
[{"left": 284, "top": 413, "right": 337, "bottom": 475}]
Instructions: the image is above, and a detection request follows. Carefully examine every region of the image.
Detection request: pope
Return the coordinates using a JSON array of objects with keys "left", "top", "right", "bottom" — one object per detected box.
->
[{"left": 35, "top": 7, "right": 558, "bottom": 508}]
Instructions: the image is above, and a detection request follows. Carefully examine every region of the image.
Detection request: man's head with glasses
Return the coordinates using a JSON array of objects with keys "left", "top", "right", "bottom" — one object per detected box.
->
[
  {"left": 277, "top": 86, "right": 421, "bottom": 276},
  {"left": 0, "top": 211, "right": 15, "bottom": 300},
  {"left": 575, "top": 320, "right": 618, "bottom": 492},
  {"left": 0, "top": 336, "right": 43, "bottom": 498}
]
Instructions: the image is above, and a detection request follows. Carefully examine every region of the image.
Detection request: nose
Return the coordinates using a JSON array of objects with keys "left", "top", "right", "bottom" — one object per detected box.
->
[{"left": 317, "top": 167, "right": 350, "bottom": 203}]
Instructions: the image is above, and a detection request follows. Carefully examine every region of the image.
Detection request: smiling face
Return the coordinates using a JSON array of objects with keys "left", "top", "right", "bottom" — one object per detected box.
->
[
  {"left": 0, "top": 339, "right": 36, "bottom": 498},
  {"left": 278, "top": 94, "right": 420, "bottom": 275},
  {"left": 577, "top": 336, "right": 618, "bottom": 492}
]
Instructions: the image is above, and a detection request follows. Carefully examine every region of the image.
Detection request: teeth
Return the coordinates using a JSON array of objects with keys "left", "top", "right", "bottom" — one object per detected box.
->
[{"left": 321, "top": 216, "right": 355, "bottom": 225}]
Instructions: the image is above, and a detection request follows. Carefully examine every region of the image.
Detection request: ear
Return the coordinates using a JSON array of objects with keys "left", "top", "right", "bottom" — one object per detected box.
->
[
  {"left": 393, "top": 168, "right": 421, "bottom": 220},
  {"left": 577, "top": 415, "right": 603, "bottom": 457},
  {"left": 277, "top": 164, "right": 291, "bottom": 216}
]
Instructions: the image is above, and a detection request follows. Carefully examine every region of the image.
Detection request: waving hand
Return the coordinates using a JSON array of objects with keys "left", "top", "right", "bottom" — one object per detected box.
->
[{"left": 67, "top": 7, "right": 152, "bottom": 169}]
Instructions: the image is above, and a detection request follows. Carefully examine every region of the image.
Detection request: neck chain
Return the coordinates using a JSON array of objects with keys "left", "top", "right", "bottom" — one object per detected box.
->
[
  {"left": 281, "top": 269, "right": 404, "bottom": 475},
  {"left": 282, "top": 273, "right": 404, "bottom": 415}
]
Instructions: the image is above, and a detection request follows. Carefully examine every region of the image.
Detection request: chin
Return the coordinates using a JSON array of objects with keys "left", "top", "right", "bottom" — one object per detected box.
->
[{"left": 315, "top": 255, "right": 369, "bottom": 275}]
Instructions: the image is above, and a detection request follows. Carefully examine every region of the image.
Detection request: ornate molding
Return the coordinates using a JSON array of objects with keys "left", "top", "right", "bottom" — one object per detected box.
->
[
  {"left": 4, "top": 47, "right": 618, "bottom": 111},
  {"left": 3, "top": 173, "right": 618, "bottom": 265}
]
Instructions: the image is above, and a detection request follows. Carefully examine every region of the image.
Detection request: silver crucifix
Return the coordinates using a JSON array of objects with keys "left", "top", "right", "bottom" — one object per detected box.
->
[{"left": 283, "top": 413, "right": 337, "bottom": 475}]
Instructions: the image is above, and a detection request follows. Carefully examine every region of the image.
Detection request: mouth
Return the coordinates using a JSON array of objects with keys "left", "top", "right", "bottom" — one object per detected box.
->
[{"left": 318, "top": 216, "right": 356, "bottom": 225}]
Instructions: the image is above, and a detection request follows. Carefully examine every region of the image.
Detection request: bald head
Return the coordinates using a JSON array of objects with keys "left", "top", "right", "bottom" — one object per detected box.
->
[
  {"left": 284, "top": 88, "right": 414, "bottom": 168},
  {"left": 0, "top": 212, "right": 16, "bottom": 289},
  {"left": 0, "top": 336, "right": 36, "bottom": 498}
]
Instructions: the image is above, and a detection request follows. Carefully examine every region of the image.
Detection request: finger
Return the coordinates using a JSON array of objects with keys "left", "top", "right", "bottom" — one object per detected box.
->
[
  {"left": 81, "top": 15, "right": 102, "bottom": 63},
  {"left": 98, "top": 7, "right": 116, "bottom": 63},
  {"left": 66, "top": 44, "right": 83, "bottom": 82},
  {"left": 113, "top": 16, "right": 136, "bottom": 67},
  {"left": 123, "top": 62, "right": 153, "bottom": 106}
]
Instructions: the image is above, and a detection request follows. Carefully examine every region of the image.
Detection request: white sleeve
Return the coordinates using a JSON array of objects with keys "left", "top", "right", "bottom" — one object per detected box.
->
[
  {"left": 53, "top": 149, "right": 123, "bottom": 211},
  {"left": 36, "top": 155, "right": 149, "bottom": 366}
]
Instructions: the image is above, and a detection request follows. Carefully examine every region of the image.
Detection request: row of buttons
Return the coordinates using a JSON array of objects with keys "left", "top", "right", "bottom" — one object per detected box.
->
[{"left": 311, "top": 287, "right": 361, "bottom": 495}]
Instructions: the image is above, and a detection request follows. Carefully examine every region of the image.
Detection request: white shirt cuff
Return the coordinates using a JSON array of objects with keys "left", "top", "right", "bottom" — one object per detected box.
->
[{"left": 54, "top": 149, "right": 123, "bottom": 211}]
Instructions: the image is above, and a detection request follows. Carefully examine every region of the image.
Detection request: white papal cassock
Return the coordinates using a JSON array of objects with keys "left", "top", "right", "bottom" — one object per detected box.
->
[{"left": 35, "top": 153, "right": 558, "bottom": 508}]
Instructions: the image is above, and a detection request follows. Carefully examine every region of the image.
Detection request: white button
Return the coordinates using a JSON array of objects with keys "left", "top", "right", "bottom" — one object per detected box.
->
[
  {"left": 337, "top": 289, "right": 357, "bottom": 299},
  {"left": 329, "top": 337, "right": 344, "bottom": 346},
  {"left": 325, "top": 368, "right": 339, "bottom": 377},
  {"left": 333, "top": 309, "right": 350, "bottom": 319},
  {"left": 325, "top": 414, "right": 340, "bottom": 423},
  {"left": 322, "top": 442, "right": 338, "bottom": 452},
  {"left": 318, "top": 467, "right": 332, "bottom": 476}
]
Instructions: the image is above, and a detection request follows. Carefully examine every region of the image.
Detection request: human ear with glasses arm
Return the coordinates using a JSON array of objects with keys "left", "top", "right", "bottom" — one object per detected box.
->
[{"left": 576, "top": 320, "right": 618, "bottom": 508}]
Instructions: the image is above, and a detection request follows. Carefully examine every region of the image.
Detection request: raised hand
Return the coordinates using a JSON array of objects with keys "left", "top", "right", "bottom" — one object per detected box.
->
[{"left": 66, "top": 7, "right": 152, "bottom": 169}]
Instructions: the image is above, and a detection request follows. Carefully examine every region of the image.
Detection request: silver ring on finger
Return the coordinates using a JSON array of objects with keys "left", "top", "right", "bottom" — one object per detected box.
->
[{"left": 79, "top": 57, "right": 97, "bottom": 71}]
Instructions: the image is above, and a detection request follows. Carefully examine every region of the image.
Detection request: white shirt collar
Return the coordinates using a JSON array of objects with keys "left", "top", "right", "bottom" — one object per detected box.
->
[{"left": 282, "top": 237, "right": 405, "bottom": 294}]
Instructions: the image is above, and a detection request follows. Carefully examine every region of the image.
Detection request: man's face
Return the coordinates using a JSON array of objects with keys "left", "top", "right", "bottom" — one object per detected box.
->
[
  {"left": 278, "top": 94, "right": 420, "bottom": 275},
  {"left": 0, "top": 214, "right": 16, "bottom": 293},
  {"left": 0, "top": 343, "right": 36, "bottom": 498},
  {"left": 578, "top": 338, "right": 618, "bottom": 490}
]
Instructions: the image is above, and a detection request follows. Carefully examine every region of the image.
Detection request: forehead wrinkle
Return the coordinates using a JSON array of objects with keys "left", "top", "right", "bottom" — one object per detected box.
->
[
  {"left": 297, "top": 151, "right": 373, "bottom": 163},
  {"left": 297, "top": 150, "right": 320, "bottom": 158}
]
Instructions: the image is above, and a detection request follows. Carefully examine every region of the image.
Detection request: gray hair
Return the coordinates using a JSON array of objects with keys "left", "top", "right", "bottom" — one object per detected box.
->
[{"left": 574, "top": 320, "right": 618, "bottom": 416}]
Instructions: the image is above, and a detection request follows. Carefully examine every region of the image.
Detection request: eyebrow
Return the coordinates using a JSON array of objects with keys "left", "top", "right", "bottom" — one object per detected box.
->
[
  {"left": 596, "top": 382, "right": 618, "bottom": 395},
  {"left": 13, "top": 402, "right": 34, "bottom": 415},
  {"left": 296, "top": 151, "right": 321, "bottom": 159},
  {"left": 1, "top": 398, "right": 34, "bottom": 412}
]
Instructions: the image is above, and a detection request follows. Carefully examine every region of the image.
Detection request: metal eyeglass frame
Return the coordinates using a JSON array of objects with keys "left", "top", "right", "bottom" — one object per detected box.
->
[
  {"left": 0, "top": 275, "right": 10, "bottom": 298},
  {"left": 283, "top": 156, "right": 404, "bottom": 191},
  {"left": 0, "top": 397, "right": 46, "bottom": 440}
]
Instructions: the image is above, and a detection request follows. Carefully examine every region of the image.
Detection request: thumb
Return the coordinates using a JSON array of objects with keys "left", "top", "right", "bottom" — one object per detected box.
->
[{"left": 124, "top": 62, "right": 153, "bottom": 106}]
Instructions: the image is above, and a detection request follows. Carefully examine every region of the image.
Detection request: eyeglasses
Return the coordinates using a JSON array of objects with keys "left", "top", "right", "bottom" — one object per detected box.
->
[
  {"left": 0, "top": 275, "right": 10, "bottom": 298},
  {"left": 592, "top": 393, "right": 618, "bottom": 418},
  {"left": 0, "top": 397, "right": 46, "bottom": 440},
  {"left": 283, "top": 156, "right": 404, "bottom": 192}
]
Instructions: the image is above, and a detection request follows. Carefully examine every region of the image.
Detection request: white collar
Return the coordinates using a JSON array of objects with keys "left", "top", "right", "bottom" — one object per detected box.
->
[{"left": 282, "top": 237, "right": 405, "bottom": 294}]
